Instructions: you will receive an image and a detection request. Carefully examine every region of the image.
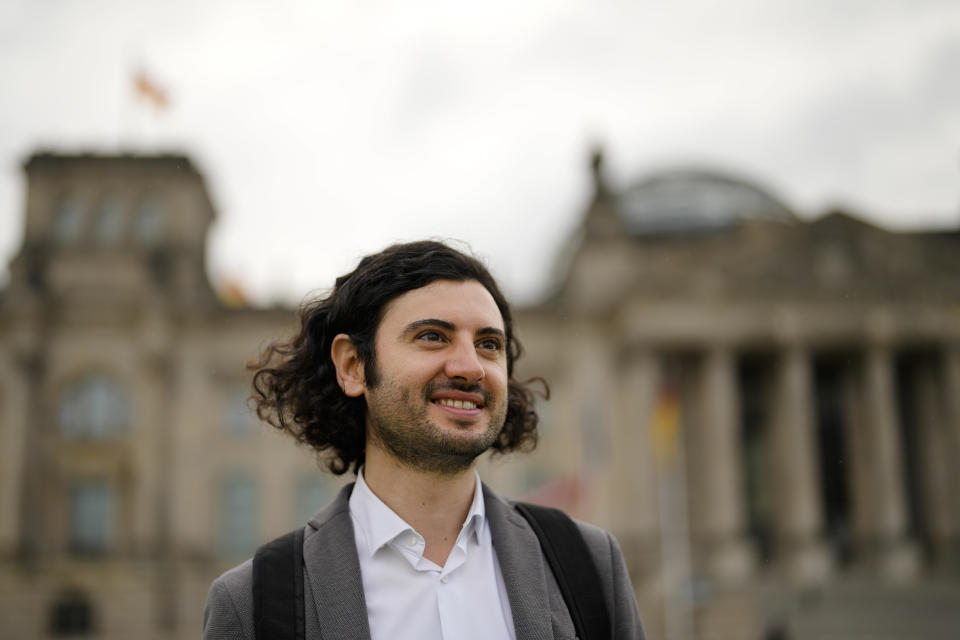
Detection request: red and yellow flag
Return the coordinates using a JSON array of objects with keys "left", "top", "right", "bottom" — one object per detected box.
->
[
  {"left": 133, "top": 69, "right": 169, "bottom": 110},
  {"left": 650, "top": 384, "right": 681, "bottom": 465}
]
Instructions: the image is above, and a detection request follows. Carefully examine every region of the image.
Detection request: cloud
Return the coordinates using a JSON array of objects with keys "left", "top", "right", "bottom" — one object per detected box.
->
[{"left": 2, "top": 0, "right": 959, "bottom": 299}]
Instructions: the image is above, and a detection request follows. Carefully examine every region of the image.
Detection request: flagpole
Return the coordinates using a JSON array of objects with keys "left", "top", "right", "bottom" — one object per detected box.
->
[
  {"left": 120, "top": 56, "right": 134, "bottom": 150},
  {"left": 652, "top": 378, "right": 695, "bottom": 640},
  {"left": 126, "top": 61, "right": 170, "bottom": 151}
]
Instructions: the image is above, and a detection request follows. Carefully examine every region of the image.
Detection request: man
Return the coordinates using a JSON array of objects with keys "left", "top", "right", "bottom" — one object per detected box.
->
[{"left": 203, "top": 240, "right": 645, "bottom": 640}]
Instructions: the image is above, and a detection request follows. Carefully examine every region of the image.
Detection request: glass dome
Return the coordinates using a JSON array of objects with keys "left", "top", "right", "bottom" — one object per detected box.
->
[{"left": 617, "top": 169, "right": 795, "bottom": 235}]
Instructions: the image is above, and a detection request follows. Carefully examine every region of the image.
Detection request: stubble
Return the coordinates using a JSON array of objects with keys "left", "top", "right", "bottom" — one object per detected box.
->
[{"left": 365, "top": 379, "right": 507, "bottom": 475}]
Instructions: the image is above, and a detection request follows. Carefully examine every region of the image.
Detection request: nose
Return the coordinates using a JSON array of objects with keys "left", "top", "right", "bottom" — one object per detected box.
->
[{"left": 444, "top": 336, "right": 485, "bottom": 383}]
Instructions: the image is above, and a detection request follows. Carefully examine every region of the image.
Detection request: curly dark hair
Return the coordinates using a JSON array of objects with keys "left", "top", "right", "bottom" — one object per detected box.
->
[{"left": 250, "top": 240, "right": 547, "bottom": 475}]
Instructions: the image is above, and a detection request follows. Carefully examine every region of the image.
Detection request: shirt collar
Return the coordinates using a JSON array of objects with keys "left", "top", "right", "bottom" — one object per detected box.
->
[
  {"left": 461, "top": 471, "right": 486, "bottom": 545},
  {"left": 349, "top": 468, "right": 486, "bottom": 558}
]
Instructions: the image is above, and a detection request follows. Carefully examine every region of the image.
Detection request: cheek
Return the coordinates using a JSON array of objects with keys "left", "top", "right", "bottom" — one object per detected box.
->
[
  {"left": 488, "top": 368, "right": 509, "bottom": 394},
  {"left": 381, "top": 355, "right": 447, "bottom": 389}
]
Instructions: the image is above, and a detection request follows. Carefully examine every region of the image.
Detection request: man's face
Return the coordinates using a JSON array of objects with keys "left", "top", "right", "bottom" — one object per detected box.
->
[{"left": 363, "top": 279, "right": 509, "bottom": 474}]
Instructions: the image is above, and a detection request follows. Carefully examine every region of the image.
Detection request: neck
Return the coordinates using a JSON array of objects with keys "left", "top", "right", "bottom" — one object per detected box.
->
[{"left": 362, "top": 443, "right": 478, "bottom": 566}]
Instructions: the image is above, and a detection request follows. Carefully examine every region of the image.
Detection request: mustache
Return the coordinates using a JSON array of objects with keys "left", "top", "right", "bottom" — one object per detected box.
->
[{"left": 424, "top": 381, "right": 492, "bottom": 405}]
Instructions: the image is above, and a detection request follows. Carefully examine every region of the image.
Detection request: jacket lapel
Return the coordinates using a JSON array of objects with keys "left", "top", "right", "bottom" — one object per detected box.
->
[
  {"left": 484, "top": 483, "right": 555, "bottom": 640},
  {"left": 301, "top": 482, "right": 554, "bottom": 640},
  {"left": 304, "top": 484, "right": 371, "bottom": 640}
]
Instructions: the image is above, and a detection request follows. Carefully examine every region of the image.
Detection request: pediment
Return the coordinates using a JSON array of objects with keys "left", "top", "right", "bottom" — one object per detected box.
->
[
  {"left": 684, "top": 211, "right": 960, "bottom": 302},
  {"left": 549, "top": 210, "right": 960, "bottom": 310}
]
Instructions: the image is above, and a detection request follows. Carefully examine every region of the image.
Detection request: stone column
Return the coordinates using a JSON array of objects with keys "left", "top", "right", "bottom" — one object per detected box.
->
[
  {"left": 944, "top": 347, "right": 960, "bottom": 503},
  {"left": 859, "top": 344, "right": 919, "bottom": 579},
  {"left": 937, "top": 346, "right": 960, "bottom": 569},
  {"left": 912, "top": 355, "right": 954, "bottom": 571},
  {"left": 695, "top": 347, "right": 754, "bottom": 581},
  {"left": 149, "top": 352, "right": 177, "bottom": 632},
  {"left": 771, "top": 346, "right": 830, "bottom": 584},
  {"left": 652, "top": 353, "right": 694, "bottom": 640},
  {"left": 575, "top": 327, "right": 614, "bottom": 524},
  {"left": 0, "top": 347, "right": 30, "bottom": 554},
  {"left": 17, "top": 350, "right": 46, "bottom": 564},
  {"left": 607, "top": 350, "right": 661, "bottom": 585}
]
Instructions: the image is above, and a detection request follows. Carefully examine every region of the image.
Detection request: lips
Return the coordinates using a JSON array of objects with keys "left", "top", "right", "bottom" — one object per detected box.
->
[
  {"left": 434, "top": 398, "right": 479, "bottom": 410},
  {"left": 428, "top": 385, "right": 486, "bottom": 414}
]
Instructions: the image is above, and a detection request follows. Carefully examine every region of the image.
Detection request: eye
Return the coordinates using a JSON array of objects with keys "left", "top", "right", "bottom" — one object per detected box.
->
[
  {"left": 416, "top": 330, "right": 445, "bottom": 343},
  {"left": 477, "top": 337, "right": 503, "bottom": 353}
]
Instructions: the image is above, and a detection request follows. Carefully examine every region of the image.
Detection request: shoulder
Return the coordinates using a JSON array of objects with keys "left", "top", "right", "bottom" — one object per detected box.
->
[
  {"left": 203, "top": 560, "right": 254, "bottom": 640},
  {"left": 495, "top": 492, "right": 626, "bottom": 590},
  {"left": 571, "top": 519, "right": 646, "bottom": 640},
  {"left": 573, "top": 518, "right": 625, "bottom": 572},
  {"left": 202, "top": 486, "right": 354, "bottom": 640},
  {"left": 502, "top": 496, "right": 646, "bottom": 640}
]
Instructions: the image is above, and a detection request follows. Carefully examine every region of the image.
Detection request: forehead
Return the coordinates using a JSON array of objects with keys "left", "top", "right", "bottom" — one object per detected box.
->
[{"left": 379, "top": 279, "right": 505, "bottom": 332}]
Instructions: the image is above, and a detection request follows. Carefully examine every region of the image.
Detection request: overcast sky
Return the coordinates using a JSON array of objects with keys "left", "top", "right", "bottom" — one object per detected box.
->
[{"left": 2, "top": 0, "right": 958, "bottom": 304}]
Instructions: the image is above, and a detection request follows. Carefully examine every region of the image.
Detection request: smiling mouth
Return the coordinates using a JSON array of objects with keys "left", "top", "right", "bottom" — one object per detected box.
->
[{"left": 433, "top": 398, "right": 480, "bottom": 410}]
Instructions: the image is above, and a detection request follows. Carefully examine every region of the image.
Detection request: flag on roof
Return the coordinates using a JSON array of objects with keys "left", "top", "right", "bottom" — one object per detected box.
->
[{"left": 133, "top": 69, "right": 169, "bottom": 110}]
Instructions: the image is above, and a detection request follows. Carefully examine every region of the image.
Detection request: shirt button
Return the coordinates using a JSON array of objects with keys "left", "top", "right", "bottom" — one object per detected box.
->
[
  {"left": 407, "top": 535, "right": 417, "bottom": 546},
  {"left": 440, "top": 576, "right": 449, "bottom": 584}
]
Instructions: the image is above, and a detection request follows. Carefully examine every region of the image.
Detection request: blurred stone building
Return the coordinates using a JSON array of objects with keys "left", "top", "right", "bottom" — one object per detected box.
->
[
  {"left": 1, "top": 151, "right": 958, "bottom": 640},
  {"left": 506, "top": 153, "right": 960, "bottom": 639},
  {"left": 0, "top": 153, "right": 335, "bottom": 640}
]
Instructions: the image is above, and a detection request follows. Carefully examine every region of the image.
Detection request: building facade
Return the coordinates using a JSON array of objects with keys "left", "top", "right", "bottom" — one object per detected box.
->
[
  {"left": 507, "top": 153, "right": 960, "bottom": 639},
  {"left": 1, "top": 151, "right": 958, "bottom": 639},
  {"left": 0, "top": 154, "right": 340, "bottom": 639}
]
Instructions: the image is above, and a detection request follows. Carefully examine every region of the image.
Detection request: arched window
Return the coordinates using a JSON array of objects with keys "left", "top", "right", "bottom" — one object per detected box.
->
[
  {"left": 92, "top": 195, "right": 125, "bottom": 244},
  {"left": 134, "top": 196, "right": 165, "bottom": 244},
  {"left": 59, "top": 374, "right": 132, "bottom": 439},
  {"left": 53, "top": 196, "right": 85, "bottom": 244},
  {"left": 49, "top": 589, "right": 95, "bottom": 636}
]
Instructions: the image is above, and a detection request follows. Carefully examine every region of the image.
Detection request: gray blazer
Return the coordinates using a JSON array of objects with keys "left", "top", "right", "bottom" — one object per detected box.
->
[{"left": 203, "top": 483, "right": 645, "bottom": 640}]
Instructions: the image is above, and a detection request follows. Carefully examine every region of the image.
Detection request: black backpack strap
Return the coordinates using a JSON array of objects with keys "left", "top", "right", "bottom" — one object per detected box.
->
[
  {"left": 515, "top": 502, "right": 611, "bottom": 640},
  {"left": 252, "top": 527, "right": 305, "bottom": 640}
]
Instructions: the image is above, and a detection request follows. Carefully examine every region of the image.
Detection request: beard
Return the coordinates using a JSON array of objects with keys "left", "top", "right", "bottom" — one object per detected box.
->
[{"left": 364, "top": 377, "right": 507, "bottom": 475}]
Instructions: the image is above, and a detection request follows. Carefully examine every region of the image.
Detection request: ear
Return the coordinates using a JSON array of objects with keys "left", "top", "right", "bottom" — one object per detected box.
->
[{"left": 330, "top": 333, "right": 366, "bottom": 397}]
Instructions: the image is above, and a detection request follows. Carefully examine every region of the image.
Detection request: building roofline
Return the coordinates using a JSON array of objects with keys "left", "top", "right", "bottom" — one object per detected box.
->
[{"left": 24, "top": 151, "right": 199, "bottom": 173}]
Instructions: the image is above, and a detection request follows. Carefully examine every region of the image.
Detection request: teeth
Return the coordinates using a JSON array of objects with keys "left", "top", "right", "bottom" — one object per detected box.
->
[{"left": 436, "top": 399, "right": 477, "bottom": 410}]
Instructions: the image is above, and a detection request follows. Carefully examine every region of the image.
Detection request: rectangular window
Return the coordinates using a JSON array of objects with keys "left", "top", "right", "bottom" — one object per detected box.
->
[
  {"left": 69, "top": 483, "right": 114, "bottom": 556},
  {"left": 224, "top": 386, "right": 256, "bottom": 437},
  {"left": 221, "top": 474, "right": 257, "bottom": 557}
]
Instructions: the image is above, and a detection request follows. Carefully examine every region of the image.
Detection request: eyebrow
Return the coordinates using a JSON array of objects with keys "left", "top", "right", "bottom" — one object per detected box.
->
[{"left": 402, "top": 318, "right": 506, "bottom": 341}]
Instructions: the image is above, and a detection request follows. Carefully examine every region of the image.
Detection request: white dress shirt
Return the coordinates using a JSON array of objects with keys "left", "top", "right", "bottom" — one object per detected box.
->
[{"left": 348, "top": 469, "right": 516, "bottom": 640}]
